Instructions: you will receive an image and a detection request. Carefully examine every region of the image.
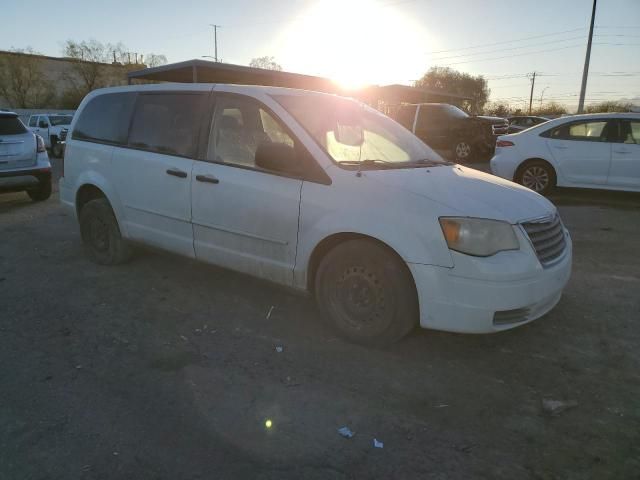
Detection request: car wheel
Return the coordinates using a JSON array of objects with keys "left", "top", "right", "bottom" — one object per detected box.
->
[
  {"left": 517, "top": 161, "right": 556, "bottom": 196},
  {"left": 315, "top": 239, "right": 417, "bottom": 346},
  {"left": 51, "top": 143, "right": 64, "bottom": 158},
  {"left": 453, "top": 140, "right": 473, "bottom": 162},
  {"left": 27, "top": 178, "right": 52, "bottom": 202},
  {"left": 79, "top": 198, "right": 132, "bottom": 265}
]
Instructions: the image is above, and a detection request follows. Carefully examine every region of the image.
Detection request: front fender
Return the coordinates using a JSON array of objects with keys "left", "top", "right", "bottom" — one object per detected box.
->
[{"left": 294, "top": 178, "right": 454, "bottom": 290}]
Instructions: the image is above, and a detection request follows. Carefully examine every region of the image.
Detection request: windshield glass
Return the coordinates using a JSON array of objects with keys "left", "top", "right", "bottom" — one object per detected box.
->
[
  {"left": 272, "top": 94, "right": 446, "bottom": 167},
  {"left": 49, "top": 115, "right": 73, "bottom": 126},
  {"left": 442, "top": 104, "right": 469, "bottom": 119}
]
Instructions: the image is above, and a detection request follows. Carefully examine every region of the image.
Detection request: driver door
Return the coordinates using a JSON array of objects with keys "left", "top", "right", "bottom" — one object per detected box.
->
[{"left": 191, "top": 94, "right": 303, "bottom": 286}]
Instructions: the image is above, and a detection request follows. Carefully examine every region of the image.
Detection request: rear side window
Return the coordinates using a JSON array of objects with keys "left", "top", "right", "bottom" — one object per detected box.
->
[
  {"left": 548, "top": 120, "right": 608, "bottom": 141},
  {"left": 0, "top": 116, "right": 27, "bottom": 135},
  {"left": 73, "top": 93, "right": 136, "bottom": 144},
  {"left": 128, "top": 93, "right": 207, "bottom": 158}
]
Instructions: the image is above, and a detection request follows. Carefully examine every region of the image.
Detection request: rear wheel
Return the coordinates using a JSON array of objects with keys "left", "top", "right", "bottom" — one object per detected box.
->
[
  {"left": 27, "top": 178, "right": 52, "bottom": 202},
  {"left": 79, "top": 198, "right": 131, "bottom": 265},
  {"left": 453, "top": 139, "right": 474, "bottom": 162},
  {"left": 516, "top": 160, "right": 556, "bottom": 196},
  {"left": 315, "top": 240, "right": 417, "bottom": 346}
]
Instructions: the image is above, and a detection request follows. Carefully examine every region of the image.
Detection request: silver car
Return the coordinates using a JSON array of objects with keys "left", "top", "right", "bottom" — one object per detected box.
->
[{"left": 0, "top": 111, "right": 52, "bottom": 202}]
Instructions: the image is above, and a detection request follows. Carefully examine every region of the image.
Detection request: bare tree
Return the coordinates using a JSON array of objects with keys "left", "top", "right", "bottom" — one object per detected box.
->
[
  {"left": 249, "top": 56, "right": 283, "bottom": 71},
  {"left": 145, "top": 53, "right": 168, "bottom": 68},
  {"left": 0, "top": 48, "right": 54, "bottom": 108}
]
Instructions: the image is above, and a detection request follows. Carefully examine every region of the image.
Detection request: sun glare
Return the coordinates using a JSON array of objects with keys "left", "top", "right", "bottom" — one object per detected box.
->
[{"left": 276, "top": 0, "right": 430, "bottom": 88}]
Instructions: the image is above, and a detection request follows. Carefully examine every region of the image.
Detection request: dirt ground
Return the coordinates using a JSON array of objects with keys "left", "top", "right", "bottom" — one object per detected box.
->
[{"left": 1, "top": 159, "right": 639, "bottom": 479}]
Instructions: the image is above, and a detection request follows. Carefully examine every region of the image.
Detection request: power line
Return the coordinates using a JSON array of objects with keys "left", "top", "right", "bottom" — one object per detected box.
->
[
  {"left": 427, "top": 27, "right": 586, "bottom": 54},
  {"left": 429, "top": 36, "right": 586, "bottom": 60}
]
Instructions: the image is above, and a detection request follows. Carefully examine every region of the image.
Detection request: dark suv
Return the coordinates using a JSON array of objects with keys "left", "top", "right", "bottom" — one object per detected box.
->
[{"left": 391, "top": 103, "right": 509, "bottom": 162}]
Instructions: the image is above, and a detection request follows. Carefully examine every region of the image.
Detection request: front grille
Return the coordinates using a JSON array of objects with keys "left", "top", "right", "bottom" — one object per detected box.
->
[
  {"left": 522, "top": 215, "right": 567, "bottom": 267},
  {"left": 493, "top": 307, "right": 531, "bottom": 326},
  {"left": 492, "top": 123, "right": 509, "bottom": 135}
]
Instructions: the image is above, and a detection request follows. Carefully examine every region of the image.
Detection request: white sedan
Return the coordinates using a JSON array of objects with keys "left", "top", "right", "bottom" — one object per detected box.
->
[{"left": 490, "top": 113, "right": 640, "bottom": 195}]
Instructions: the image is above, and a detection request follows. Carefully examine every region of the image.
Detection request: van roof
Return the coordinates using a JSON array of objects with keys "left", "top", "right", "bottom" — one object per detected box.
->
[{"left": 87, "top": 83, "right": 354, "bottom": 99}]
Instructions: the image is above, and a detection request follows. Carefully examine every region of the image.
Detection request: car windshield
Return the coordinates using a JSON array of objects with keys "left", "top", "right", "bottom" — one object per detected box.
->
[
  {"left": 49, "top": 115, "right": 73, "bottom": 126},
  {"left": 442, "top": 104, "right": 469, "bottom": 119},
  {"left": 272, "top": 94, "right": 447, "bottom": 168}
]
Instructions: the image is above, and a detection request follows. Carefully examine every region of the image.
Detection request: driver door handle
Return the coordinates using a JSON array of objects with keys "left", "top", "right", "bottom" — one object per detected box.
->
[
  {"left": 613, "top": 150, "right": 631, "bottom": 154},
  {"left": 553, "top": 145, "right": 568, "bottom": 149},
  {"left": 196, "top": 174, "right": 220, "bottom": 184}
]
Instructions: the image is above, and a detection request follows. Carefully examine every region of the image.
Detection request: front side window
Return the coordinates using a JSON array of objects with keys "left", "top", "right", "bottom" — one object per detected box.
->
[
  {"left": 73, "top": 93, "right": 136, "bottom": 144},
  {"left": 208, "top": 96, "right": 294, "bottom": 168},
  {"left": 273, "top": 94, "right": 445, "bottom": 168},
  {"left": 550, "top": 120, "right": 608, "bottom": 141},
  {"left": 128, "top": 93, "right": 207, "bottom": 158},
  {"left": 28, "top": 116, "right": 37, "bottom": 127},
  {"left": 620, "top": 120, "right": 640, "bottom": 145}
]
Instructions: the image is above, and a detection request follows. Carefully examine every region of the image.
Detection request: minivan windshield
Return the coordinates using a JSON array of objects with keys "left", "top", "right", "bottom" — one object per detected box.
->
[
  {"left": 49, "top": 115, "right": 73, "bottom": 126},
  {"left": 273, "top": 94, "right": 447, "bottom": 168}
]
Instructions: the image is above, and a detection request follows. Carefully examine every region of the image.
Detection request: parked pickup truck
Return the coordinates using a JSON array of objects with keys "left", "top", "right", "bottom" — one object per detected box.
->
[
  {"left": 27, "top": 113, "right": 73, "bottom": 158},
  {"left": 391, "top": 103, "right": 509, "bottom": 162}
]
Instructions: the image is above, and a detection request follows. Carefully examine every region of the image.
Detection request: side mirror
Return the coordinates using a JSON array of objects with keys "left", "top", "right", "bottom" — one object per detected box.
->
[
  {"left": 255, "top": 142, "right": 298, "bottom": 174},
  {"left": 39, "top": 121, "right": 48, "bottom": 128}
]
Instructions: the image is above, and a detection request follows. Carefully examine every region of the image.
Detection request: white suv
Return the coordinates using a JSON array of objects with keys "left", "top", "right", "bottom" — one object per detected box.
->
[{"left": 60, "top": 84, "right": 572, "bottom": 344}]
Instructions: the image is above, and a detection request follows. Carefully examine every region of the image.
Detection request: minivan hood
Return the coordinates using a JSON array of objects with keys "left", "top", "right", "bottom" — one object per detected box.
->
[{"left": 366, "top": 164, "right": 555, "bottom": 223}]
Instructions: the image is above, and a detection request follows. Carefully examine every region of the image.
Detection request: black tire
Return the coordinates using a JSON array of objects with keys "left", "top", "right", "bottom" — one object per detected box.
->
[
  {"left": 51, "top": 143, "right": 64, "bottom": 158},
  {"left": 27, "top": 178, "right": 52, "bottom": 202},
  {"left": 452, "top": 139, "right": 474, "bottom": 162},
  {"left": 315, "top": 239, "right": 418, "bottom": 346},
  {"left": 79, "top": 198, "right": 132, "bottom": 265},
  {"left": 516, "top": 160, "right": 556, "bottom": 196}
]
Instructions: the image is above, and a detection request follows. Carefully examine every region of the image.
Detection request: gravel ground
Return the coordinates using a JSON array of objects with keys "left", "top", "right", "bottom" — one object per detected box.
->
[{"left": 1, "top": 159, "right": 639, "bottom": 479}]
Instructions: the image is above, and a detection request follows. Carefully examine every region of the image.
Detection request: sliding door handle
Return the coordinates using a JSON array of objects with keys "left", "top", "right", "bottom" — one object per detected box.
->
[
  {"left": 196, "top": 174, "right": 220, "bottom": 184},
  {"left": 166, "top": 168, "right": 187, "bottom": 178}
]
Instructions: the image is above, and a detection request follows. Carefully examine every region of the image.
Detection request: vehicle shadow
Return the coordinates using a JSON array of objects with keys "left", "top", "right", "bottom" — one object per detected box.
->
[{"left": 549, "top": 188, "right": 640, "bottom": 209}]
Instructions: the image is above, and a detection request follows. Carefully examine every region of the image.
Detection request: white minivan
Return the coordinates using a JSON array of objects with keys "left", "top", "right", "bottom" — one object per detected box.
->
[{"left": 60, "top": 84, "right": 572, "bottom": 344}]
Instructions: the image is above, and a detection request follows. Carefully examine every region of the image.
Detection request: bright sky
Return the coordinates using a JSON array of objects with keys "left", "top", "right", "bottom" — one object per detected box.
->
[{"left": 3, "top": 0, "right": 639, "bottom": 108}]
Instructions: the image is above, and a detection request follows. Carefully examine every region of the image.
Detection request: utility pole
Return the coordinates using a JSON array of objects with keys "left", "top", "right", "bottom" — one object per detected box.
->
[
  {"left": 578, "top": 0, "right": 597, "bottom": 113},
  {"left": 209, "top": 24, "right": 221, "bottom": 62},
  {"left": 528, "top": 71, "right": 536, "bottom": 115}
]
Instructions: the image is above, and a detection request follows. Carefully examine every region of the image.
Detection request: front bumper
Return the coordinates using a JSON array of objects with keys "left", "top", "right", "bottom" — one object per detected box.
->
[{"left": 408, "top": 229, "right": 572, "bottom": 333}]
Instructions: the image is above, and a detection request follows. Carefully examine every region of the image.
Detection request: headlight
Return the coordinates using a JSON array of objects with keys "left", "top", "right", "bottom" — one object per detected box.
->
[{"left": 439, "top": 217, "right": 519, "bottom": 257}]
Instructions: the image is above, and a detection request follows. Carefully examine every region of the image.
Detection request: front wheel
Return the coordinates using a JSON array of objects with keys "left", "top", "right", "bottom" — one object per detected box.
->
[
  {"left": 315, "top": 240, "right": 418, "bottom": 346},
  {"left": 516, "top": 161, "right": 556, "bottom": 196},
  {"left": 51, "top": 143, "right": 64, "bottom": 158}
]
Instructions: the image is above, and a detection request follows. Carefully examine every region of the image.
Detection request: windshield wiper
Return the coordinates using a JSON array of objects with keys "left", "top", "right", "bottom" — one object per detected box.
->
[
  {"left": 406, "top": 158, "right": 453, "bottom": 167},
  {"left": 337, "top": 159, "right": 395, "bottom": 168}
]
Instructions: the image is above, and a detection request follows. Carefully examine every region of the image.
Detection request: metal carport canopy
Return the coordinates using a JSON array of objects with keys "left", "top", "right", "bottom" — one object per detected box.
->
[{"left": 127, "top": 59, "right": 340, "bottom": 93}]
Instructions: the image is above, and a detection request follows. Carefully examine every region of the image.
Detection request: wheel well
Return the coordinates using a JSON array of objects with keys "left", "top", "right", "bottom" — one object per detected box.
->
[
  {"left": 76, "top": 184, "right": 106, "bottom": 217},
  {"left": 515, "top": 158, "right": 557, "bottom": 183},
  {"left": 306, "top": 233, "right": 417, "bottom": 296}
]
